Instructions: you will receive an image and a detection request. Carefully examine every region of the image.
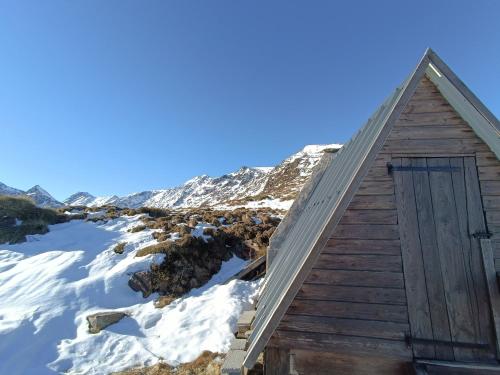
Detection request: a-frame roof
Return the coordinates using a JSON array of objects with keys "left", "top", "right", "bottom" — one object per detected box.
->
[{"left": 243, "top": 48, "right": 500, "bottom": 367}]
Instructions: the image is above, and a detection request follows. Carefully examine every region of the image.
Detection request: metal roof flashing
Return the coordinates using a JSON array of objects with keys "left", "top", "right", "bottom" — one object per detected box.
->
[{"left": 425, "top": 62, "right": 500, "bottom": 159}]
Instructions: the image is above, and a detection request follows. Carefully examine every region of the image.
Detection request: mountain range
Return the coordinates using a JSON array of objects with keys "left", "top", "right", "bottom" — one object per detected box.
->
[
  {"left": 1, "top": 144, "right": 341, "bottom": 209},
  {"left": 0, "top": 183, "right": 64, "bottom": 208}
]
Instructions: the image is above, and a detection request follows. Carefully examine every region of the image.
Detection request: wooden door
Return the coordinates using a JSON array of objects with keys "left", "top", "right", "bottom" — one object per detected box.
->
[{"left": 392, "top": 156, "right": 496, "bottom": 362}]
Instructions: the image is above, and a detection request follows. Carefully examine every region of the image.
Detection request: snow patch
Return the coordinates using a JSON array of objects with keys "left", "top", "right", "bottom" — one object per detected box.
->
[{"left": 191, "top": 222, "right": 217, "bottom": 242}]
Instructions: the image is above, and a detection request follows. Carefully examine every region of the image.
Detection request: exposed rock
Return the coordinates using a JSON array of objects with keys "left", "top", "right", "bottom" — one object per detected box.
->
[
  {"left": 128, "top": 271, "right": 153, "bottom": 298},
  {"left": 113, "top": 242, "right": 126, "bottom": 254},
  {"left": 87, "top": 311, "right": 127, "bottom": 334}
]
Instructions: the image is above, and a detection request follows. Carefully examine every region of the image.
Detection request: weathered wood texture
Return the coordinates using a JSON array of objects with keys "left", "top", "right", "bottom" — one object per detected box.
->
[
  {"left": 264, "top": 347, "right": 290, "bottom": 375},
  {"left": 290, "top": 349, "right": 412, "bottom": 375},
  {"left": 387, "top": 77, "right": 500, "bottom": 268},
  {"left": 393, "top": 156, "right": 496, "bottom": 362},
  {"left": 480, "top": 239, "right": 500, "bottom": 358},
  {"left": 393, "top": 157, "right": 438, "bottom": 359},
  {"left": 268, "top": 77, "right": 500, "bottom": 369},
  {"left": 275, "top": 124, "right": 408, "bottom": 359}
]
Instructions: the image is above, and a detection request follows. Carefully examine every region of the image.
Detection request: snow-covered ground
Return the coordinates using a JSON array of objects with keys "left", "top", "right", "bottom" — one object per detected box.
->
[
  {"left": 216, "top": 198, "right": 294, "bottom": 211},
  {"left": 0, "top": 215, "right": 259, "bottom": 375}
]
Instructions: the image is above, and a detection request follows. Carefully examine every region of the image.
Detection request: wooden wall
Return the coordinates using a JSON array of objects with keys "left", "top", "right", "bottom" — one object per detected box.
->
[{"left": 266, "top": 76, "right": 500, "bottom": 374}]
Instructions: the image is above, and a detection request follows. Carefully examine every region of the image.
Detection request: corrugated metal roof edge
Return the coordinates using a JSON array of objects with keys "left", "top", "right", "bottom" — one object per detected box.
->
[
  {"left": 426, "top": 49, "right": 500, "bottom": 130},
  {"left": 265, "top": 150, "right": 338, "bottom": 274},
  {"left": 243, "top": 49, "right": 434, "bottom": 368}
]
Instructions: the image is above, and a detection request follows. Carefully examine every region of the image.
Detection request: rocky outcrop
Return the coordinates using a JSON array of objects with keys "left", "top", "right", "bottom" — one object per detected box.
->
[
  {"left": 128, "top": 271, "right": 153, "bottom": 298},
  {"left": 87, "top": 312, "right": 127, "bottom": 334}
]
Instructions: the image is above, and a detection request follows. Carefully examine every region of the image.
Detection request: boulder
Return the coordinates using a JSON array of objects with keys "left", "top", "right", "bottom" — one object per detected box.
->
[
  {"left": 128, "top": 271, "right": 153, "bottom": 298},
  {"left": 87, "top": 311, "right": 126, "bottom": 334}
]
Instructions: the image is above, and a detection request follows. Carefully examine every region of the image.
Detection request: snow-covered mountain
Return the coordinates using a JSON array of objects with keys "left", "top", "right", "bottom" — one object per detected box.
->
[
  {"left": 64, "top": 144, "right": 341, "bottom": 209},
  {"left": 0, "top": 182, "right": 63, "bottom": 208},
  {"left": 25, "top": 185, "right": 64, "bottom": 208},
  {"left": 1, "top": 144, "right": 342, "bottom": 209}
]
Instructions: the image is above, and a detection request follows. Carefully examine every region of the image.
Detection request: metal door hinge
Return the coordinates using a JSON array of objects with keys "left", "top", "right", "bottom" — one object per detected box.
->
[
  {"left": 387, "top": 163, "right": 460, "bottom": 175},
  {"left": 471, "top": 231, "right": 492, "bottom": 239}
]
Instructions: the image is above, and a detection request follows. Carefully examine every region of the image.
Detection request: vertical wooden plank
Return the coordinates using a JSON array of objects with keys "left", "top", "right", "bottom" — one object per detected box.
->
[
  {"left": 427, "top": 157, "right": 476, "bottom": 361},
  {"left": 450, "top": 157, "right": 487, "bottom": 360},
  {"left": 461, "top": 157, "right": 497, "bottom": 359},
  {"left": 393, "top": 157, "right": 435, "bottom": 359},
  {"left": 265, "top": 347, "right": 290, "bottom": 375},
  {"left": 480, "top": 239, "right": 500, "bottom": 358},
  {"left": 411, "top": 158, "right": 454, "bottom": 360}
]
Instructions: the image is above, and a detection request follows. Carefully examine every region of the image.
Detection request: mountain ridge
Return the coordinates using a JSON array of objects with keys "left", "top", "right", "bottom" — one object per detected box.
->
[
  {"left": 1, "top": 144, "right": 341, "bottom": 209},
  {"left": 0, "top": 183, "right": 63, "bottom": 208}
]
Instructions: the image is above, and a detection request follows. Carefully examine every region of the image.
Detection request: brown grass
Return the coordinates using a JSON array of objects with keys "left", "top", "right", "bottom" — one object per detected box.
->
[
  {"left": 111, "top": 351, "right": 222, "bottom": 375},
  {"left": 153, "top": 295, "right": 176, "bottom": 308},
  {"left": 0, "top": 196, "right": 69, "bottom": 244},
  {"left": 136, "top": 241, "right": 176, "bottom": 257}
]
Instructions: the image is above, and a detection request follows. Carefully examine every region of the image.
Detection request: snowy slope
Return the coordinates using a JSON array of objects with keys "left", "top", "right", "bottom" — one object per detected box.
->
[
  {"left": 0, "top": 215, "right": 259, "bottom": 374},
  {"left": 63, "top": 192, "right": 119, "bottom": 207},
  {"left": 64, "top": 144, "right": 341, "bottom": 209},
  {"left": 143, "top": 166, "right": 271, "bottom": 208},
  {"left": 63, "top": 192, "right": 97, "bottom": 206}
]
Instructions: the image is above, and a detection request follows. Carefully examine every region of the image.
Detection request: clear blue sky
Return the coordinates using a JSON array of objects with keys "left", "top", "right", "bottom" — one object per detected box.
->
[{"left": 1, "top": 1, "right": 499, "bottom": 200}]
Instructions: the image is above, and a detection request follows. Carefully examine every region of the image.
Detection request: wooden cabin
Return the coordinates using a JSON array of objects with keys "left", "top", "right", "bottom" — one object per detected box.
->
[{"left": 242, "top": 49, "right": 500, "bottom": 374}]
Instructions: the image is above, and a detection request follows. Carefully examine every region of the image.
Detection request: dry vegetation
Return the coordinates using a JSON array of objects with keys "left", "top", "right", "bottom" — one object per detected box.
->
[
  {"left": 113, "top": 350, "right": 263, "bottom": 375},
  {"left": 128, "top": 207, "right": 282, "bottom": 298},
  {"left": 0, "top": 196, "right": 76, "bottom": 244},
  {"left": 112, "top": 351, "right": 223, "bottom": 375},
  {"left": 57, "top": 204, "right": 282, "bottom": 299},
  {"left": 112, "top": 350, "right": 264, "bottom": 375}
]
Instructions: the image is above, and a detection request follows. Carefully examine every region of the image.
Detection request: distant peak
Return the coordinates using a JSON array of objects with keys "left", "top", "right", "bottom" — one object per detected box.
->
[
  {"left": 26, "top": 185, "right": 51, "bottom": 195},
  {"left": 72, "top": 192, "right": 94, "bottom": 197},
  {"left": 24, "top": 185, "right": 62, "bottom": 207}
]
